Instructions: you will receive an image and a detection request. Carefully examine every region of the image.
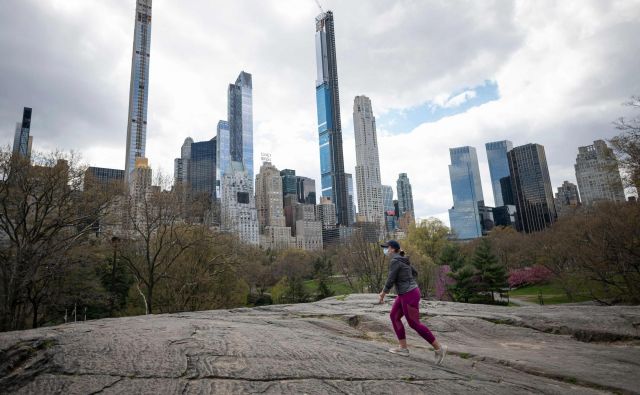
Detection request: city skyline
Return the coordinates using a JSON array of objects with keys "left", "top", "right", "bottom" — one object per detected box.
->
[{"left": 1, "top": 1, "right": 639, "bottom": 225}]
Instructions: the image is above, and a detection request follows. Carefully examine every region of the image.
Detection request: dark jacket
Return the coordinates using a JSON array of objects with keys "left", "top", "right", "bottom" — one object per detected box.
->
[{"left": 382, "top": 254, "right": 418, "bottom": 294}]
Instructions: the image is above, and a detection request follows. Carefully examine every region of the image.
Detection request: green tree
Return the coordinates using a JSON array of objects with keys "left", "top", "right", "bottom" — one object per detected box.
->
[
  {"left": 471, "top": 239, "right": 507, "bottom": 302},
  {"left": 314, "top": 255, "right": 334, "bottom": 301},
  {"left": 405, "top": 218, "right": 450, "bottom": 261},
  {"left": 438, "top": 243, "right": 466, "bottom": 271},
  {"left": 271, "top": 276, "right": 309, "bottom": 304},
  {"left": 448, "top": 265, "right": 476, "bottom": 303}
]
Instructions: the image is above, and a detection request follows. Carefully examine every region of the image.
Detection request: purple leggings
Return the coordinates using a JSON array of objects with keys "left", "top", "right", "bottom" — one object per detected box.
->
[{"left": 389, "top": 287, "right": 436, "bottom": 344}]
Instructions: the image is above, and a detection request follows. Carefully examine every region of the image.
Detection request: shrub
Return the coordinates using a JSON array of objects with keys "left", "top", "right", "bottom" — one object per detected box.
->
[{"left": 508, "top": 265, "right": 554, "bottom": 288}]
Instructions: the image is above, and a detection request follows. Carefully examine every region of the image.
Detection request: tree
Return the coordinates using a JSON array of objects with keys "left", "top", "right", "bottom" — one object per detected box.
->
[
  {"left": 471, "top": 239, "right": 507, "bottom": 302},
  {"left": 0, "top": 149, "right": 116, "bottom": 330},
  {"left": 97, "top": 237, "right": 134, "bottom": 316},
  {"left": 438, "top": 243, "right": 466, "bottom": 271},
  {"left": 314, "top": 255, "right": 335, "bottom": 301},
  {"left": 118, "top": 175, "right": 198, "bottom": 314},
  {"left": 448, "top": 265, "right": 476, "bottom": 303},
  {"left": 344, "top": 230, "right": 387, "bottom": 293},
  {"left": 487, "top": 226, "right": 532, "bottom": 270},
  {"left": 405, "top": 218, "right": 450, "bottom": 261},
  {"left": 611, "top": 95, "right": 640, "bottom": 192}
]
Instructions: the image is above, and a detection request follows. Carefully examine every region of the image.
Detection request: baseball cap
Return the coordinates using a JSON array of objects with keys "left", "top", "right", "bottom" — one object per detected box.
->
[{"left": 380, "top": 240, "right": 400, "bottom": 250}]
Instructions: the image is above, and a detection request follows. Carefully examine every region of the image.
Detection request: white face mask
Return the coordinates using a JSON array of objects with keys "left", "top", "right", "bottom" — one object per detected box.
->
[{"left": 383, "top": 248, "right": 389, "bottom": 256}]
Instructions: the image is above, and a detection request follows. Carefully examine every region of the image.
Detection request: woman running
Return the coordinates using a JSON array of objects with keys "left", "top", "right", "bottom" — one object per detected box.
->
[{"left": 378, "top": 240, "right": 447, "bottom": 365}]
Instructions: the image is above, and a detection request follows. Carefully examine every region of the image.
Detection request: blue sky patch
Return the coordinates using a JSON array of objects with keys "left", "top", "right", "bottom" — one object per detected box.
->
[{"left": 377, "top": 80, "right": 500, "bottom": 135}]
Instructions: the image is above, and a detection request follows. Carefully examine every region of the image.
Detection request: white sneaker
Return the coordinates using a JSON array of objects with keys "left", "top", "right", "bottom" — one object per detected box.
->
[
  {"left": 388, "top": 347, "right": 410, "bottom": 356},
  {"left": 434, "top": 345, "right": 447, "bottom": 365}
]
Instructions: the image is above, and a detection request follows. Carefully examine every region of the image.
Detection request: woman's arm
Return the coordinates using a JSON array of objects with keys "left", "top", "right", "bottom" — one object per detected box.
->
[{"left": 379, "top": 260, "right": 400, "bottom": 303}]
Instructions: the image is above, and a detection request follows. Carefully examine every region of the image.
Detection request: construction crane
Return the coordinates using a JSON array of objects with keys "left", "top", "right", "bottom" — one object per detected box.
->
[{"left": 315, "top": 0, "right": 324, "bottom": 13}]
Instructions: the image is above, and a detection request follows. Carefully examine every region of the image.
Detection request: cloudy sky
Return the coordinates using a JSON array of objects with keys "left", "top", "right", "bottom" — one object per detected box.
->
[{"left": 1, "top": 0, "right": 639, "bottom": 223}]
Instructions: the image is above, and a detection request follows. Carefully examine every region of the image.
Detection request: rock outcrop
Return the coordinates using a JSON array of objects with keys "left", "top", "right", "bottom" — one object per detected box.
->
[{"left": 1, "top": 294, "right": 639, "bottom": 394}]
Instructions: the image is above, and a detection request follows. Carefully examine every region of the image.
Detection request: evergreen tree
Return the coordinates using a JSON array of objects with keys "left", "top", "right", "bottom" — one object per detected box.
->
[
  {"left": 448, "top": 265, "right": 476, "bottom": 303},
  {"left": 471, "top": 239, "right": 507, "bottom": 302},
  {"left": 438, "top": 243, "right": 467, "bottom": 271}
]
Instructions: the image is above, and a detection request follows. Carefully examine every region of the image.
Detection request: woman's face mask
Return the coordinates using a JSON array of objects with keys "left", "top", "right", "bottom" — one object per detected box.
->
[{"left": 383, "top": 248, "right": 389, "bottom": 256}]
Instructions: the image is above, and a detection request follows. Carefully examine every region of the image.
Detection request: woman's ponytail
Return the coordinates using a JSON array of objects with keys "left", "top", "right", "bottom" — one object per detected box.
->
[{"left": 400, "top": 250, "right": 406, "bottom": 257}]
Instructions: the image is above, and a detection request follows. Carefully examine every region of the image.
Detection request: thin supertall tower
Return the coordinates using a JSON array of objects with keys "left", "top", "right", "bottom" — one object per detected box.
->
[
  {"left": 124, "top": 0, "right": 152, "bottom": 184},
  {"left": 315, "top": 11, "right": 349, "bottom": 226}
]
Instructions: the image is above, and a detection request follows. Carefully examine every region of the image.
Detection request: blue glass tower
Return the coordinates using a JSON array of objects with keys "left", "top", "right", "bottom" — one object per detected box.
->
[
  {"left": 485, "top": 140, "right": 513, "bottom": 207},
  {"left": 228, "top": 71, "right": 253, "bottom": 190},
  {"left": 190, "top": 138, "right": 216, "bottom": 201},
  {"left": 124, "top": 0, "right": 152, "bottom": 184},
  {"left": 448, "top": 146, "right": 485, "bottom": 239},
  {"left": 315, "top": 11, "right": 349, "bottom": 226}
]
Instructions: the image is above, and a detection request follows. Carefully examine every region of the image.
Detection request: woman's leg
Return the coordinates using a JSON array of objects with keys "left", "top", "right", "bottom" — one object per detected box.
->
[
  {"left": 402, "top": 288, "right": 439, "bottom": 347},
  {"left": 389, "top": 295, "right": 406, "bottom": 345}
]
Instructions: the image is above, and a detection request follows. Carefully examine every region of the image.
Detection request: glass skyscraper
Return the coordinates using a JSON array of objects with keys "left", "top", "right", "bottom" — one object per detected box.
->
[
  {"left": 228, "top": 72, "right": 253, "bottom": 190},
  {"left": 297, "top": 176, "right": 316, "bottom": 205},
  {"left": 12, "top": 107, "right": 32, "bottom": 158},
  {"left": 485, "top": 140, "right": 513, "bottom": 207},
  {"left": 396, "top": 173, "right": 415, "bottom": 221},
  {"left": 381, "top": 185, "right": 396, "bottom": 233},
  {"left": 448, "top": 147, "right": 484, "bottom": 239},
  {"left": 507, "top": 143, "right": 557, "bottom": 233},
  {"left": 280, "top": 169, "right": 298, "bottom": 197},
  {"left": 124, "top": 0, "right": 152, "bottom": 184},
  {"left": 216, "top": 120, "right": 230, "bottom": 199},
  {"left": 315, "top": 11, "right": 349, "bottom": 226},
  {"left": 84, "top": 167, "right": 125, "bottom": 190},
  {"left": 190, "top": 138, "right": 217, "bottom": 201}
]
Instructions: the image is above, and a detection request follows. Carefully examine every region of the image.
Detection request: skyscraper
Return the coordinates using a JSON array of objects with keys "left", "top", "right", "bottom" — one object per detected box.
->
[
  {"left": 316, "top": 196, "right": 339, "bottom": 245},
  {"left": 221, "top": 161, "right": 259, "bottom": 245},
  {"left": 396, "top": 173, "right": 415, "bottom": 221},
  {"left": 296, "top": 176, "right": 316, "bottom": 204},
  {"left": 346, "top": 173, "right": 356, "bottom": 225},
  {"left": 129, "top": 157, "right": 152, "bottom": 198},
  {"left": 216, "top": 120, "right": 230, "bottom": 198},
  {"left": 189, "top": 138, "right": 216, "bottom": 201},
  {"left": 448, "top": 147, "right": 484, "bottom": 239},
  {"left": 84, "top": 167, "right": 125, "bottom": 191},
  {"left": 555, "top": 180, "right": 581, "bottom": 218},
  {"left": 174, "top": 137, "right": 193, "bottom": 187},
  {"left": 381, "top": 185, "right": 396, "bottom": 233},
  {"left": 381, "top": 185, "right": 394, "bottom": 212},
  {"left": 124, "top": 0, "right": 152, "bottom": 184},
  {"left": 280, "top": 169, "right": 298, "bottom": 197},
  {"left": 255, "top": 162, "right": 287, "bottom": 230},
  {"left": 508, "top": 143, "right": 557, "bottom": 233},
  {"left": 353, "top": 95, "right": 384, "bottom": 231},
  {"left": 485, "top": 140, "right": 514, "bottom": 207},
  {"left": 228, "top": 71, "right": 253, "bottom": 188},
  {"left": 12, "top": 107, "right": 32, "bottom": 158},
  {"left": 256, "top": 161, "right": 296, "bottom": 249},
  {"left": 315, "top": 11, "right": 349, "bottom": 226},
  {"left": 574, "top": 140, "right": 625, "bottom": 205}
]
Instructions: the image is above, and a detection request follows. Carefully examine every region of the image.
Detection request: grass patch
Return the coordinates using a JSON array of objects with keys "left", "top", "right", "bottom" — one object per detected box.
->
[
  {"left": 458, "top": 352, "right": 471, "bottom": 359},
  {"left": 509, "top": 282, "right": 593, "bottom": 305},
  {"left": 303, "top": 277, "right": 355, "bottom": 296}
]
